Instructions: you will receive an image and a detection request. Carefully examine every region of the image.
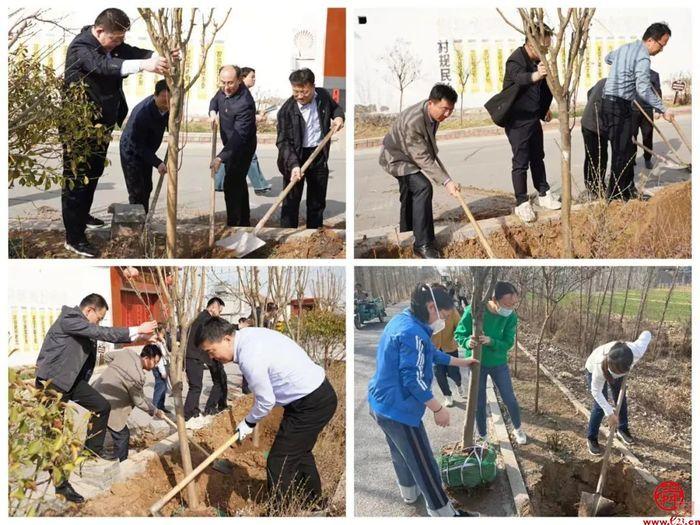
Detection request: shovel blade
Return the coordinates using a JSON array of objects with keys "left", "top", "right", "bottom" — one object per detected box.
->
[
  {"left": 211, "top": 459, "right": 234, "bottom": 475},
  {"left": 578, "top": 491, "right": 615, "bottom": 517},
  {"left": 216, "top": 231, "right": 266, "bottom": 258}
]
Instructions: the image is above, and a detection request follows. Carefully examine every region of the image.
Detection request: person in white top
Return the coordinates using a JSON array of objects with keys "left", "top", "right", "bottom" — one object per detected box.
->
[
  {"left": 584, "top": 330, "right": 651, "bottom": 455},
  {"left": 196, "top": 317, "right": 337, "bottom": 509}
]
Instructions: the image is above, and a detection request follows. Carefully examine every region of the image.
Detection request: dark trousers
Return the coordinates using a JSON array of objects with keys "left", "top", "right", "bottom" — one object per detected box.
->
[
  {"left": 434, "top": 350, "right": 462, "bottom": 396},
  {"left": 505, "top": 118, "right": 550, "bottom": 205},
  {"left": 267, "top": 378, "right": 337, "bottom": 506},
  {"left": 586, "top": 372, "right": 629, "bottom": 440},
  {"left": 602, "top": 96, "right": 636, "bottom": 199},
  {"left": 104, "top": 425, "right": 130, "bottom": 462},
  {"left": 223, "top": 150, "right": 255, "bottom": 227},
  {"left": 61, "top": 137, "right": 110, "bottom": 244},
  {"left": 204, "top": 360, "right": 228, "bottom": 414},
  {"left": 36, "top": 377, "right": 111, "bottom": 457},
  {"left": 582, "top": 128, "right": 609, "bottom": 195},
  {"left": 152, "top": 369, "right": 167, "bottom": 410},
  {"left": 120, "top": 152, "right": 154, "bottom": 213},
  {"left": 397, "top": 171, "right": 434, "bottom": 246},
  {"left": 281, "top": 148, "right": 330, "bottom": 229},
  {"left": 632, "top": 109, "right": 654, "bottom": 161},
  {"left": 184, "top": 358, "right": 204, "bottom": 419}
]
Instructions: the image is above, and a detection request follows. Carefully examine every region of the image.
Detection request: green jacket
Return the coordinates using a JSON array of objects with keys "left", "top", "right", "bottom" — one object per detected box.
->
[{"left": 454, "top": 304, "right": 518, "bottom": 368}]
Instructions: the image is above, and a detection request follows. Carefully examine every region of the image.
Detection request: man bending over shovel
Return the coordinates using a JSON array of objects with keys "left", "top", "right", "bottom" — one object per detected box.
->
[
  {"left": 585, "top": 330, "right": 651, "bottom": 456},
  {"left": 196, "top": 317, "right": 338, "bottom": 509}
]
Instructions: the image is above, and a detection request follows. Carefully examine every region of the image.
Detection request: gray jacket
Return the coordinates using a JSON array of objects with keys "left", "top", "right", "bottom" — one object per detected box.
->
[
  {"left": 378, "top": 100, "right": 451, "bottom": 185},
  {"left": 36, "top": 305, "right": 131, "bottom": 392},
  {"left": 93, "top": 349, "right": 155, "bottom": 431}
]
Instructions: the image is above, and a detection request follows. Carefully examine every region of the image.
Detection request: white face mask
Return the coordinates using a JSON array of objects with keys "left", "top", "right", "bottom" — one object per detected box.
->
[
  {"left": 608, "top": 368, "right": 626, "bottom": 379},
  {"left": 498, "top": 306, "right": 513, "bottom": 317},
  {"left": 427, "top": 285, "right": 446, "bottom": 334}
]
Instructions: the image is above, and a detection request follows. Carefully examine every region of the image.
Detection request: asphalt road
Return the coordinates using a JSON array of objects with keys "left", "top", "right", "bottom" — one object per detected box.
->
[
  {"left": 9, "top": 132, "right": 346, "bottom": 228},
  {"left": 354, "top": 115, "right": 691, "bottom": 235},
  {"left": 354, "top": 301, "right": 515, "bottom": 517}
]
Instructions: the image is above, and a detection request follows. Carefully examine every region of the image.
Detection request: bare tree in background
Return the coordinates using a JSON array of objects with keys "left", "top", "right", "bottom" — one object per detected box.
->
[
  {"left": 380, "top": 39, "right": 422, "bottom": 112},
  {"left": 453, "top": 45, "right": 471, "bottom": 126},
  {"left": 137, "top": 8, "right": 230, "bottom": 258},
  {"left": 497, "top": 8, "right": 596, "bottom": 257}
]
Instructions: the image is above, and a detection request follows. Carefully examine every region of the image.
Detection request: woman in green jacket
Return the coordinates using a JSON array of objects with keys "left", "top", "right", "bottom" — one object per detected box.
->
[{"left": 454, "top": 281, "right": 526, "bottom": 444}]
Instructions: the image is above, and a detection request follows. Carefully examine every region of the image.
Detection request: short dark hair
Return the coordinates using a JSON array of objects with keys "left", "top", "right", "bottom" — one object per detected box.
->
[
  {"left": 428, "top": 83, "right": 458, "bottom": 105},
  {"left": 289, "top": 68, "right": 315, "bottom": 85},
  {"left": 218, "top": 64, "right": 242, "bottom": 78},
  {"left": 643, "top": 22, "right": 671, "bottom": 42},
  {"left": 608, "top": 342, "right": 633, "bottom": 373},
  {"left": 154, "top": 79, "right": 169, "bottom": 95},
  {"left": 410, "top": 283, "right": 454, "bottom": 323},
  {"left": 207, "top": 297, "right": 225, "bottom": 308},
  {"left": 494, "top": 281, "right": 518, "bottom": 300},
  {"left": 80, "top": 293, "right": 109, "bottom": 311},
  {"left": 524, "top": 22, "right": 554, "bottom": 43},
  {"left": 241, "top": 67, "right": 255, "bottom": 79},
  {"left": 195, "top": 317, "right": 235, "bottom": 347},
  {"left": 94, "top": 9, "right": 131, "bottom": 33},
  {"left": 238, "top": 317, "right": 249, "bottom": 324},
  {"left": 140, "top": 344, "right": 163, "bottom": 359}
]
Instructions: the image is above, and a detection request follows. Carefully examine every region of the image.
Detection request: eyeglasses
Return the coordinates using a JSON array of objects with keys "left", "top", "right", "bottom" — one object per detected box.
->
[{"left": 653, "top": 38, "right": 667, "bottom": 50}]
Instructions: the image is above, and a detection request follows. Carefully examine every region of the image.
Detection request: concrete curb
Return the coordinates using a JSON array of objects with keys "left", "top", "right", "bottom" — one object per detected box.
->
[
  {"left": 485, "top": 377, "right": 531, "bottom": 516},
  {"left": 517, "top": 342, "right": 659, "bottom": 485}
]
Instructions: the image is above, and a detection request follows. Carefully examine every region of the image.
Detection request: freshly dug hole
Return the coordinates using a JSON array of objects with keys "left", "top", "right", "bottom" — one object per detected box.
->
[{"left": 530, "top": 458, "right": 661, "bottom": 517}]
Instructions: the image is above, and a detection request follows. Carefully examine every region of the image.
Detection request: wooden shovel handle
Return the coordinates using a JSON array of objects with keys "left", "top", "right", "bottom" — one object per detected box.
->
[
  {"left": 671, "top": 119, "right": 692, "bottom": 154},
  {"left": 594, "top": 377, "right": 628, "bottom": 501},
  {"left": 632, "top": 100, "right": 685, "bottom": 164},
  {"left": 149, "top": 430, "right": 240, "bottom": 515},
  {"left": 161, "top": 414, "right": 211, "bottom": 459},
  {"left": 209, "top": 125, "right": 218, "bottom": 248},
  {"left": 254, "top": 126, "right": 338, "bottom": 234},
  {"left": 454, "top": 192, "right": 496, "bottom": 259}
]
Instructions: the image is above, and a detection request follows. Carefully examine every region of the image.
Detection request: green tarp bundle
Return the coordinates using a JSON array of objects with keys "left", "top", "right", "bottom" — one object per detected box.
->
[{"left": 437, "top": 442, "right": 498, "bottom": 489}]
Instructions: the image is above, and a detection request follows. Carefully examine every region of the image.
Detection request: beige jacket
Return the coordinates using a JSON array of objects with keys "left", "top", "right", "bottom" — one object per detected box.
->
[
  {"left": 431, "top": 309, "right": 461, "bottom": 352},
  {"left": 93, "top": 349, "right": 155, "bottom": 431},
  {"left": 378, "top": 100, "right": 451, "bottom": 185}
]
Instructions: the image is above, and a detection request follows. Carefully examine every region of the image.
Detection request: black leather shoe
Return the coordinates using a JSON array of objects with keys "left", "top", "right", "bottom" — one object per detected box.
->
[
  {"left": 644, "top": 158, "right": 654, "bottom": 170},
  {"left": 64, "top": 240, "right": 100, "bottom": 258},
  {"left": 85, "top": 215, "right": 106, "bottom": 229},
  {"left": 456, "top": 509, "right": 480, "bottom": 517},
  {"left": 55, "top": 481, "right": 85, "bottom": 504},
  {"left": 413, "top": 243, "right": 441, "bottom": 259}
]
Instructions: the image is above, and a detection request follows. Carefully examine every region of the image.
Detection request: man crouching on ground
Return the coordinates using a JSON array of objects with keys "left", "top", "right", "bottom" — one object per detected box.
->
[{"left": 196, "top": 317, "right": 338, "bottom": 510}]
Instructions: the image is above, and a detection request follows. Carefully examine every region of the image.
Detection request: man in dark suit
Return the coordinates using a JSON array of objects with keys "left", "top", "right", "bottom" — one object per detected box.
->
[
  {"left": 35, "top": 293, "right": 157, "bottom": 503},
  {"left": 276, "top": 68, "right": 345, "bottom": 229},
  {"left": 118, "top": 79, "right": 170, "bottom": 213},
  {"left": 209, "top": 66, "right": 257, "bottom": 227},
  {"left": 378, "top": 84, "right": 462, "bottom": 259},
  {"left": 631, "top": 69, "right": 661, "bottom": 170},
  {"left": 502, "top": 24, "right": 560, "bottom": 223},
  {"left": 184, "top": 297, "right": 228, "bottom": 419},
  {"left": 61, "top": 8, "right": 177, "bottom": 258}
]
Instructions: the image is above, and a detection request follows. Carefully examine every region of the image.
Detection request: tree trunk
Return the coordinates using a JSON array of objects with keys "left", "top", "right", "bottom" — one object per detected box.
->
[
  {"left": 558, "top": 105, "right": 574, "bottom": 257},
  {"left": 534, "top": 305, "right": 552, "bottom": 414},
  {"left": 634, "top": 268, "right": 654, "bottom": 337},
  {"left": 460, "top": 96, "right": 464, "bottom": 126},
  {"left": 619, "top": 267, "right": 633, "bottom": 336},
  {"left": 590, "top": 268, "right": 612, "bottom": 349},
  {"left": 605, "top": 268, "right": 616, "bottom": 335},
  {"left": 462, "top": 271, "right": 486, "bottom": 449},
  {"left": 652, "top": 267, "right": 678, "bottom": 357},
  {"left": 581, "top": 275, "right": 593, "bottom": 353},
  {"left": 512, "top": 327, "right": 518, "bottom": 378},
  {"left": 399, "top": 88, "right": 404, "bottom": 113},
  {"left": 166, "top": 84, "right": 183, "bottom": 258}
]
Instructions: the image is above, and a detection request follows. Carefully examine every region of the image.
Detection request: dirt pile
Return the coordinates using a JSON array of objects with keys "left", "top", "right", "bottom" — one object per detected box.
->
[{"left": 268, "top": 229, "right": 345, "bottom": 259}]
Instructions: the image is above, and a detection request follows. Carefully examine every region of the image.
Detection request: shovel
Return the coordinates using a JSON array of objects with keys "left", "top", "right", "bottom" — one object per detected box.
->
[
  {"left": 632, "top": 139, "right": 689, "bottom": 171},
  {"left": 632, "top": 100, "right": 688, "bottom": 167},
  {"left": 161, "top": 413, "right": 234, "bottom": 475},
  {"left": 216, "top": 125, "right": 338, "bottom": 257},
  {"left": 578, "top": 376, "right": 628, "bottom": 517},
  {"left": 454, "top": 192, "right": 496, "bottom": 258},
  {"left": 208, "top": 124, "right": 218, "bottom": 249}
]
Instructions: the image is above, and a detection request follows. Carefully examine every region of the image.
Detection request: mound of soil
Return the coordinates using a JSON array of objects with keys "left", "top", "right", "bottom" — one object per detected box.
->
[
  {"left": 76, "top": 361, "right": 345, "bottom": 517},
  {"left": 268, "top": 229, "right": 345, "bottom": 259},
  {"left": 507, "top": 345, "right": 690, "bottom": 516}
]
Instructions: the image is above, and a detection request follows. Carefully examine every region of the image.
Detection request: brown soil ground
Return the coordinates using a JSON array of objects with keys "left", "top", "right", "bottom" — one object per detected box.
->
[
  {"left": 507, "top": 339, "right": 691, "bottom": 516},
  {"left": 9, "top": 227, "right": 345, "bottom": 259},
  {"left": 362, "top": 181, "right": 690, "bottom": 259},
  {"left": 75, "top": 361, "right": 345, "bottom": 517}
]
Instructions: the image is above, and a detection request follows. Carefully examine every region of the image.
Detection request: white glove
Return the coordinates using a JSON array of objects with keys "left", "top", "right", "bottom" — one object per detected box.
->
[{"left": 236, "top": 419, "right": 255, "bottom": 442}]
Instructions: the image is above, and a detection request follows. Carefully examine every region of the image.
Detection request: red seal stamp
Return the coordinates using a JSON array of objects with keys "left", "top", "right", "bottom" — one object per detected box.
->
[{"left": 653, "top": 481, "right": 685, "bottom": 512}]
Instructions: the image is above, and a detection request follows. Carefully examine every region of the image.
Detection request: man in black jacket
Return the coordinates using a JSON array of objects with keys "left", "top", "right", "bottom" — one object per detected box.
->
[
  {"left": 61, "top": 8, "right": 177, "bottom": 258},
  {"left": 119, "top": 79, "right": 170, "bottom": 213},
  {"left": 184, "top": 297, "right": 227, "bottom": 420},
  {"left": 581, "top": 78, "right": 608, "bottom": 198},
  {"left": 502, "top": 25, "right": 560, "bottom": 223},
  {"left": 632, "top": 69, "right": 661, "bottom": 170},
  {"left": 276, "top": 68, "right": 344, "bottom": 229},
  {"left": 209, "top": 66, "right": 257, "bottom": 227},
  {"left": 35, "top": 293, "right": 157, "bottom": 503}
]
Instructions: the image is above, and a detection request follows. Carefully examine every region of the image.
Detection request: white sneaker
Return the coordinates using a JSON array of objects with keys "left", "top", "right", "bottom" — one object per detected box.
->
[
  {"left": 535, "top": 190, "right": 562, "bottom": 210},
  {"left": 513, "top": 427, "right": 527, "bottom": 445},
  {"left": 515, "top": 201, "right": 536, "bottom": 223},
  {"left": 398, "top": 483, "right": 419, "bottom": 504},
  {"left": 457, "top": 383, "right": 467, "bottom": 399},
  {"left": 443, "top": 395, "right": 454, "bottom": 407}
]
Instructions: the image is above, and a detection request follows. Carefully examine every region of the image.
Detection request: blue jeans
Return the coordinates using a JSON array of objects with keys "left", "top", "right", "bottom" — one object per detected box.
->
[
  {"left": 152, "top": 369, "right": 167, "bottom": 410},
  {"left": 586, "top": 371, "right": 628, "bottom": 440},
  {"left": 370, "top": 408, "right": 449, "bottom": 511},
  {"left": 214, "top": 153, "right": 270, "bottom": 192},
  {"left": 476, "top": 363, "right": 522, "bottom": 437}
]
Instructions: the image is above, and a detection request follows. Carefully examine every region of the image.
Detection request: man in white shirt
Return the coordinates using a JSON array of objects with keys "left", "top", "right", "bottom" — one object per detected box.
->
[
  {"left": 584, "top": 330, "right": 651, "bottom": 455},
  {"left": 196, "top": 317, "right": 338, "bottom": 508}
]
